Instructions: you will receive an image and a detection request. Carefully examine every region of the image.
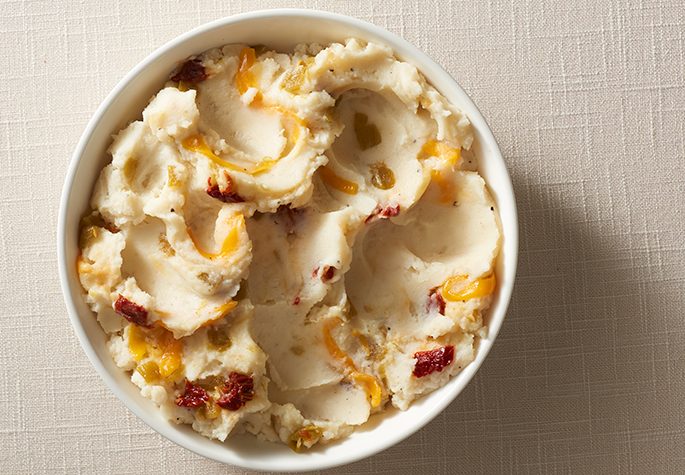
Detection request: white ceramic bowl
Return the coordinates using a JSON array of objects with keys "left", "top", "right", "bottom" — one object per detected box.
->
[{"left": 58, "top": 9, "right": 518, "bottom": 472}]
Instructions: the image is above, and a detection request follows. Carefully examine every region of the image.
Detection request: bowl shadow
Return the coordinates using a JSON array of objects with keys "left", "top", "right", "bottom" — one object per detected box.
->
[{"left": 326, "top": 167, "right": 683, "bottom": 474}]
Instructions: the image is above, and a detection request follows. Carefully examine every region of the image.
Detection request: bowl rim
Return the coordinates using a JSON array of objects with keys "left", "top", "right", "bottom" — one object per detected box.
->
[{"left": 58, "top": 8, "right": 518, "bottom": 472}]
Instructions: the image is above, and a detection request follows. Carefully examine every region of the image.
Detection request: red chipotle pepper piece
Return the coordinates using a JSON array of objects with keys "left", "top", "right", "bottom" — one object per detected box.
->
[
  {"left": 171, "top": 59, "right": 208, "bottom": 85},
  {"left": 216, "top": 372, "right": 254, "bottom": 411},
  {"left": 321, "top": 266, "right": 335, "bottom": 282},
  {"left": 312, "top": 265, "right": 335, "bottom": 282},
  {"left": 175, "top": 380, "right": 209, "bottom": 407},
  {"left": 205, "top": 177, "right": 244, "bottom": 203},
  {"left": 365, "top": 202, "right": 400, "bottom": 224},
  {"left": 412, "top": 346, "right": 455, "bottom": 378},
  {"left": 426, "top": 289, "right": 446, "bottom": 315},
  {"left": 114, "top": 295, "right": 152, "bottom": 327}
]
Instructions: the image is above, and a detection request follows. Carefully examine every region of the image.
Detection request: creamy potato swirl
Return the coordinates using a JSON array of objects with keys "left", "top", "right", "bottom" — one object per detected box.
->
[{"left": 77, "top": 39, "right": 501, "bottom": 450}]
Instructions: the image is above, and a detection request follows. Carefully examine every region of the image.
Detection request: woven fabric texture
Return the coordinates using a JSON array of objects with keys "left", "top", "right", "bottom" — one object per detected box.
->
[{"left": 1, "top": 0, "right": 684, "bottom": 473}]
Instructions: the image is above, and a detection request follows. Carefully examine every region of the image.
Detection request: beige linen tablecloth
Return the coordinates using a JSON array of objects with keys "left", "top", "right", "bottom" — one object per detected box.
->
[{"left": 2, "top": 1, "right": 684, "bottom": 473}]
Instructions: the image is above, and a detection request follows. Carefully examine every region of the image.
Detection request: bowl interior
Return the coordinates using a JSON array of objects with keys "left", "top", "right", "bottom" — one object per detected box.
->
[{"left": 58, "top": 9, "right": 517, "bottom": 472}]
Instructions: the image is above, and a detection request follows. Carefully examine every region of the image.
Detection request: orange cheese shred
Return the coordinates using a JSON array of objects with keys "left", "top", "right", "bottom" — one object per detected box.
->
[
  {"left": 323, "top": 319, "right": 381, "bottom": 407},
  {"left": 188, "top": 214, "right": 244, "bottom": 261},
  {"left": 441, "top": 274, "right": 496, "bottom": 302},
  {"left": 319, "top": 167, "right": 359, "bottom": 195}
]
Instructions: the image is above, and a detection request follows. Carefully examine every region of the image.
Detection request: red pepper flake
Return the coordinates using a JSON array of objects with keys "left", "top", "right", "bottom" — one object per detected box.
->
[
  {"left": 412, "top": 346, "right": 455, "bottom": 378},
  {"left": 313, "top": 265, "right": 335, "bottom": 282},
  {"left": 427, "top": 288, "right": 446, "bottom": 315},
  {"left": 216, "top": 372, "right": 254, "bottom": 411},
  {"left": 171, "top": 59, "right": 208, "bottom": 85},
  {"left": 365, "top": 202, "right": 400, "bottom": 224},
  {"left": 114, "top": 295, "right": 152, "bottom": 327},
  {"left": 175, "top": 380, "right": 209, "bottom": 407},
  {"left": 322, "top": 266, "right": 335, "bottom": 282},
  {"left": 205, "top": 177, "right": 244, "bottom": 203},
  {"left": 293, "top": 297, "right": 300, "bottom": 305}
]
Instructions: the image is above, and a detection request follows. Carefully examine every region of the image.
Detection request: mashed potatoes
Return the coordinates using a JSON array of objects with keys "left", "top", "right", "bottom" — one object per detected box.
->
[{"left": 77, "top": 39, "right": 501, "bottom": 451}]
